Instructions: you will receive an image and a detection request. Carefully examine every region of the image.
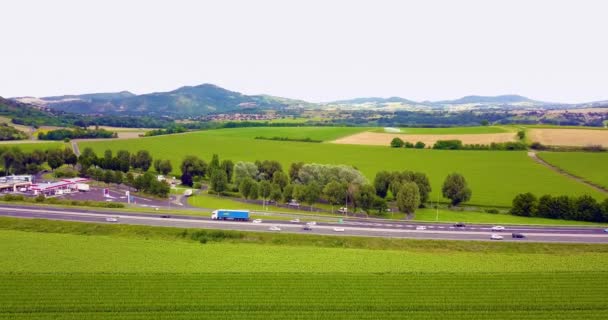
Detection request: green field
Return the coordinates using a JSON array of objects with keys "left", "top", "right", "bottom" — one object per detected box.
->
[
  {"left": 201, "top": 126, "right": 370, "bottom": 141},
  {"left": 0, "top": 141, "right": 66, "bottom": 152},
  {"left": 1, "top": 218, "right": 607, "bottom": 319},
  {"left": 372, "top": 126, "right": 511, "bottom": 134},
  {"left": 538, "top": 152, "right": 608, "bottom": 189},
  {"left": 79, "top": 129, "right": 606, "bottom": 206}
]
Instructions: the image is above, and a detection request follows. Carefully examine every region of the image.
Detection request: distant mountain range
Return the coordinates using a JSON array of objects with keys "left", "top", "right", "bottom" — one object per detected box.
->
[
  {"left": 10, "top": 83, "right": 608, "bottom": 117},
  {"left": 13, "top": 84, "right": 311, "bottom": 117}
]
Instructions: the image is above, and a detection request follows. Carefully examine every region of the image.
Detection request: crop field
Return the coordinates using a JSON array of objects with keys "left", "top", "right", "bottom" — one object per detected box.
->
[
  {"left": 538, "top": 152, "right": 608, "bottom": 188},
  {"left": 201, "top": 126, "right": 371, "bottom": 141},
  {"left": 1, "top": 219, "right": 608, "bottom": 320},
  {"left": 2, "top": 272, "right": 607, "bottom": 320},
  {"left": 372, "top": 126, "right": 511, "bottom": 134},
  {"left": 529, "top": 128, "right": 608, "bottom": 147},
  {"left": 331, "top": 131, "right": 516, "bottom": 146},
  {"left": 0, "top": 141, "right": 66, "bottom": 152},
  {"left": 79, "top": 131, "right": 606, "bottom": 206}
]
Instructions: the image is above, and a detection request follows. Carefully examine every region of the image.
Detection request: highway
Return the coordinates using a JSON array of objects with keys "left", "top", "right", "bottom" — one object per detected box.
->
[{"left": 0, "top": 205, "right": 607, "bottom": 243}]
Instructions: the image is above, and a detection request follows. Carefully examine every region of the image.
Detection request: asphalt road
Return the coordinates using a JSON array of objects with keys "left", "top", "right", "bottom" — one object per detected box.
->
[{"left": 1, "top": 205, "right": 607, "bottom": 243}]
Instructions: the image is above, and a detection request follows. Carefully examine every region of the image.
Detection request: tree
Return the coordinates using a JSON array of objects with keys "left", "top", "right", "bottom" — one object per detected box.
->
[
  {"left": 372, "top": 196, "right": 388, "bottom": 215},
  {"left": 323, "top": 180, "right": 347, "bottom": 212},
  {"left": 269, "top": 183, "right": 283, "bottom": 204},
  {"left": 113, "top": 170, "right": 124, "bottom": 186},
  {"left": 302, "top": 182, "right": 322, "bottom": 211},
  {"left": 234, "top": 161, "right": 258, "bottom": 185},
  {"left": 257, "top": 160, "right": 283, "bottom": 181},
  {"left": 511, "top": 193, "right": 538, "bottom": 217},
  {"left": 209, "top": 154, "right": 220, "bottom": 172},
  {"left": 210, "top": 169, "right": 228, "bottom": 194},
  {"left": 289, "top": 162, "right": 304, "bottom": 182},
  {"left": 390, "top": 137, "right": 404, "bottom": 148},
  {"left": 575, "top": 195, "right": 602, "bottom": 222},
  {"left": 396, "top": 182, "right": 420, "bottom": 215},
  {"left": 601, "top": 199, "right": 608, "bottom": 222},
  {"left": 158, "top": 159, "right": 172, "bottom": 175},
  {"left": 126, "top": 172, "right": 135, "bottom": 187},
  {"left": 62, "top": 149, "right": 78, "bottom": 167},
  {"left": 116, "top": 150, "right": 131, "bottom": 172},
  {"left": 517, "top": 130, "right": 526, "bottom": 140},
  {"left": 414, "top": 141, "right": 426, "bottom": 149},
  {"left": 220, "top": 160, "right": 234, "bottom": 183},
  {"left": 373, "top": 171, "right": 392, "bottom": 198},
  {"left": 282, "top": 184, "right": 295, "bottom": 203},
  {"left": 354, "top": 184, "right": 376, "bottom": 214},
  {"left": 441, "top": 173, "right": 471, "bottom": 206},
  {"left": 180, "top": 155, "right": 207, "bottom": 185},
  {"left": 388, "top": 180, "right": 402, "bottom": 200},
  {"left": 47, "top": 149, "right": 64, "bottom": 171},
  {"left": 480, "top": 120, "right": 489, "bottom": 126},
  {"left": 133, "top": 150, "right": 153, "bottom": 171},
  {"left": 412, "top": 172, "right": 432, "bottom": 205},
  {"left": 248, "top": 181, "right": 259, "bottom": 200},
  {"left": 239, "top": 177, "right": 255, "bottom": 199},
  {"left": 259, "top": 180, "right": 272, "bottom": 209},
  {"left": 272, "top": 171, "right": 289, "bottom": 191},
  {"left": 78, "top": 147, "right": 97, "bottom": 170}
]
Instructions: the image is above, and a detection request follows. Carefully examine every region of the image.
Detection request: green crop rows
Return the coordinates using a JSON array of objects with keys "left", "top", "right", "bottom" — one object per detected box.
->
[
  {"left": 1, "top": 218, "right": 608, "bottom": 319},
  {"left": 1, "top": 273, "right": 607, "bottom": 319}
]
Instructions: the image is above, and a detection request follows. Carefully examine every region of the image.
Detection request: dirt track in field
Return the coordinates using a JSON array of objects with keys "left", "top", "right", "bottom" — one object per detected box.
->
[
  {"left": 529, "top": 129, "right": 608, "bottom": 147},
  {"left": 331, "top": 131, "right": 516, "bottom": 146}
]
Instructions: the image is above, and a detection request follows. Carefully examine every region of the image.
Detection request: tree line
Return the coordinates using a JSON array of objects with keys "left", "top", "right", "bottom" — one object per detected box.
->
[
  {"left": 511, "top": 193, "right": 608, "bottom": 222},
  {"left": 38, "top": 128, "right": 117, "bottom": 140}
]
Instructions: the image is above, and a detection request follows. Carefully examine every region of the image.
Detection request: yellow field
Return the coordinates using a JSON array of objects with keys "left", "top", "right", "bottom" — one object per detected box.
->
[
  {"left": 529, "top": 129, "right": 608, "bottom": 147},
  {"left": 331, "top": 131, "right": 516, "bottom": 146}
]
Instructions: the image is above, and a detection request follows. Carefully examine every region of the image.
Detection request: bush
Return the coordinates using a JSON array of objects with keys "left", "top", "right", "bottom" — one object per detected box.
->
[
  {"left": 517, "top": 130, "right": 526, "bottom": 140},
  {"left": 530, "top": 142, "right": 547, "bottom": 150},
  {"left": 485, "top": 208, "right": 499, "bottom": 214},
  {"left": 414, "top": 141, "right": 425, "bottom": 149},
  {"left": 390, "top": 137, "right": 404, "bottom": 148},
  {"left": 433, "top": 140, "right": 463, "bottom": 150},
  {"left": 404, "top": 141, "right": 414, "bottom": 148}
]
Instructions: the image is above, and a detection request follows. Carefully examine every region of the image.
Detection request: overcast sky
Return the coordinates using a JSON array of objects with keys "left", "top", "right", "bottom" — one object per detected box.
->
[{"left": 1, "top": 0, "right": 606, "bottom": 103}]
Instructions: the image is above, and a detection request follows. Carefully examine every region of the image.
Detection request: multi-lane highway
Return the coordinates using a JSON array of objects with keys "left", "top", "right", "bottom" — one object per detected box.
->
[{"left": 1, "top": 205, "right": 607, "bottom": 243}]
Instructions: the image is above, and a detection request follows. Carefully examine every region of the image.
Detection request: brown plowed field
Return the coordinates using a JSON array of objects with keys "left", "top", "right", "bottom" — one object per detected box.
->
[
  {"left": 331, "top": 131, "right": 516, "bottom": 146},
  {"left": 529, "top": 129, "right": 608, "bottom": 147}
]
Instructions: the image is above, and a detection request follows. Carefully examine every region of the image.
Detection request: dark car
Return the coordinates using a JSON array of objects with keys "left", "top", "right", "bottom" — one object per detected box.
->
[
  {"left": 303, "top": 225, "right": 313, "bottom": 231},
  {"left": 512, "top": 233, "right": 526, "bottom": 239},
  {"left": 160, "top": 215, "right": 172, "bottom": 218},
  {"left": 453, "top": 222, "right": 466, "bottom": 227}
]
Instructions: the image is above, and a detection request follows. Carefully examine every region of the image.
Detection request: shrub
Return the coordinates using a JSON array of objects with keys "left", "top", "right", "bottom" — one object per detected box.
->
[
  {"left": 433, "top": 140, "right": 463, "bottom": 150},
  {"left": 390, "top": 137, "right": 404, "bottom": 148},
  {"left": 414, "top": 141, "right": 426, "bottom": 149}
]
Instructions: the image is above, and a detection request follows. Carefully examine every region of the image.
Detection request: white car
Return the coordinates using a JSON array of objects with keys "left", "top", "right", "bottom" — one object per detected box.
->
[
  {"left": 269, "top": 226, "right": 281, "bottom": 231},
  {"left": 252, "top": 219, "right": 263, "bottom": 224},
  {"left": 338, "top": 207, "right": 348, "bottom": 214},
  {"left": 491, "top": 226, "right": 505, "bottom": 231},
  {"left": 105, "top": 217, "right": 118, "bottom": 222},
  {"left": 415, "top": 226, "right": 427, "bottom": 230},
  {"left": 490, "top": 234, "right": 504, "bottom": 240},
  {"left": 333, "top": 227, "right": 345, "bottom": 232},
  {"left": 308, "top": 221, "right": 317, "bottom": 226},
  {"left": 290, "top": 218, "right": 300, "bottom": 223}
]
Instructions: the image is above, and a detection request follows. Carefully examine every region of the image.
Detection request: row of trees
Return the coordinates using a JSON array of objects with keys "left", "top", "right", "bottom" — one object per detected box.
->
[
  {"left": 0, "top": 124, "right": 28, "bottom": 141},
  {"left": 1, "top": 147, "right": 77, "bottom": 175},
  {"left": 84, "top": 167, "right": 170, "bottom": 197},
  {"left": 511, "top": 193, "right": 608, "bottom": 222},
  {"left": 79, "top": 148, "right": 160, "bottom": 173},
  {"left": 390, "top": 138, "right": 426, "bottom": 149},
  {"left": 38, "top": 128, "right": 117, "bottom": 140},
  {"left": 431, "top": 139, "right": 527, "bottom": 151}
]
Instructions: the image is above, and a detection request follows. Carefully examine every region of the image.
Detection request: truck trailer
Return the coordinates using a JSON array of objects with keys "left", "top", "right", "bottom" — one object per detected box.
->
[{"left": 211, "top": 209, "right": 250, "bottom": 221}]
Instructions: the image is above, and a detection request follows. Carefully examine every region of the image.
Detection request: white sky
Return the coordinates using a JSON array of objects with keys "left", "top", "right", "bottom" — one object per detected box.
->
[{"left": 1, "top": 0, "right": 606, "bottom": 103}]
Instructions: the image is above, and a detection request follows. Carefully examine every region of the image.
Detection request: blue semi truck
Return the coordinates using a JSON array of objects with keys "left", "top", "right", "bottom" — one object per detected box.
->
[{"left": 211, "top": 209, "right": 250, "bottom": 221}]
